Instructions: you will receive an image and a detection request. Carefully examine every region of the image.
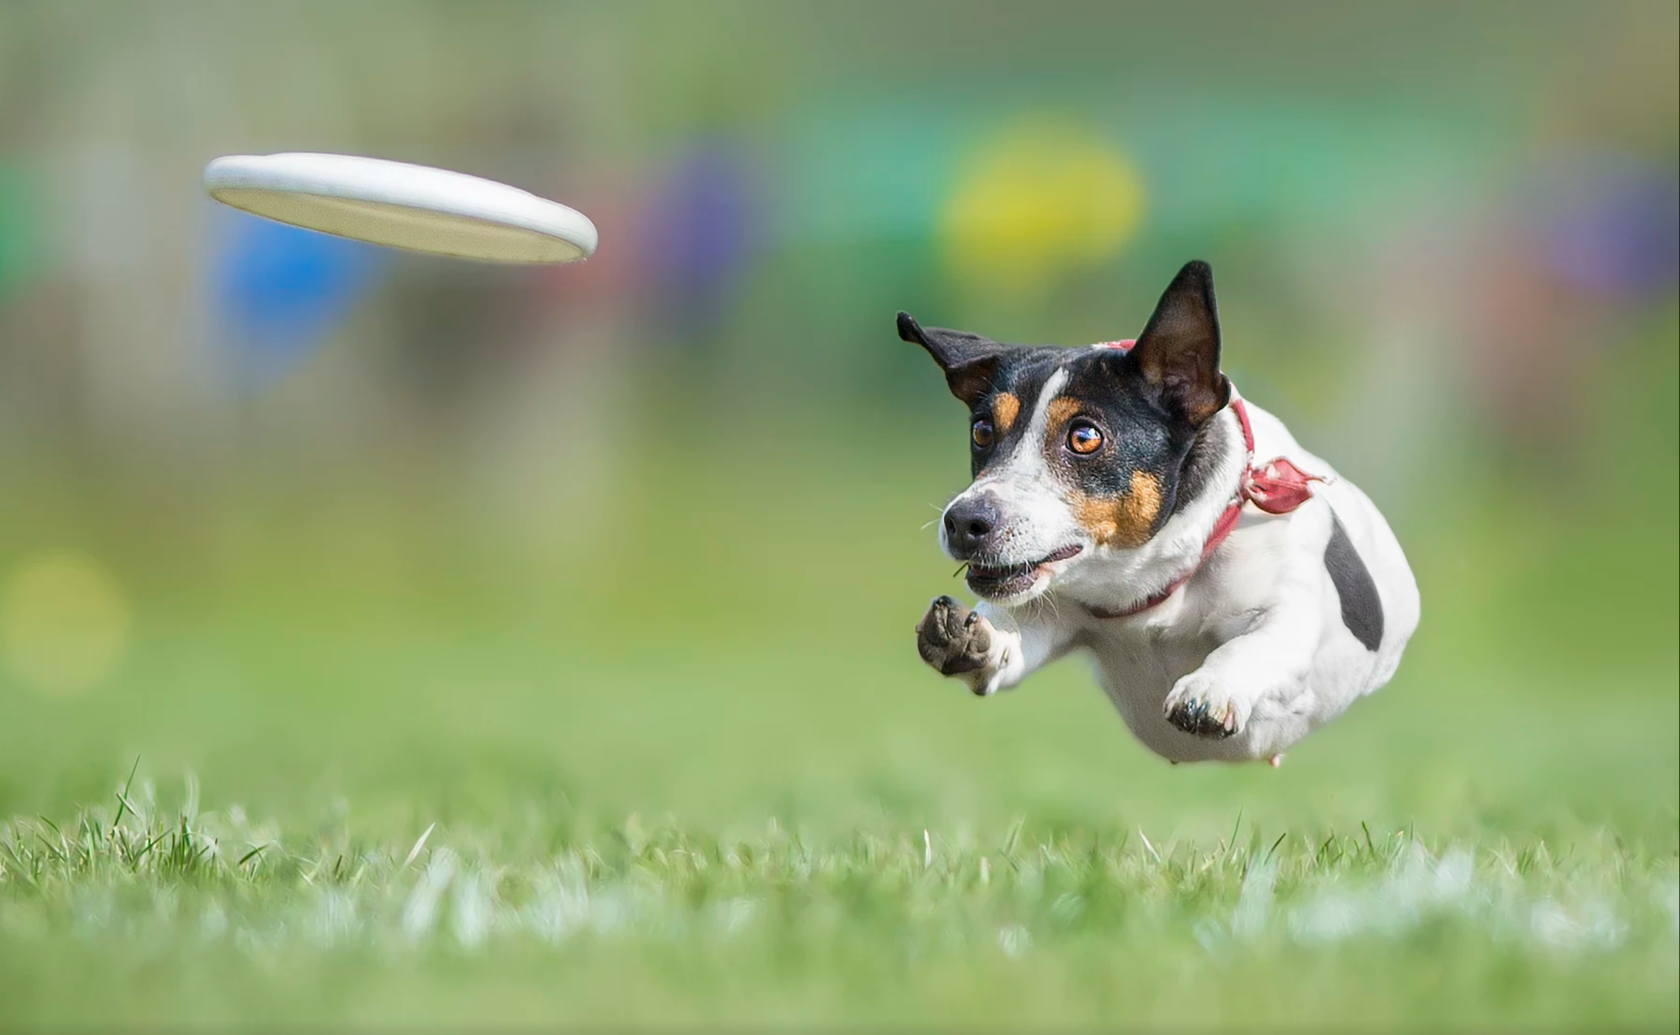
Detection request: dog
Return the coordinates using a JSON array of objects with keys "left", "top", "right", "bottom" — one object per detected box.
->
[{"left": 904, "top": 261, "right": 1419, "bottom": 765}]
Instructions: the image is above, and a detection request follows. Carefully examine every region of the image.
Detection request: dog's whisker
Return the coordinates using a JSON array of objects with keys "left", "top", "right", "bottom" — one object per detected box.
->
[{"left": 922, "top": 502, "right": 951, "bottom": 533}]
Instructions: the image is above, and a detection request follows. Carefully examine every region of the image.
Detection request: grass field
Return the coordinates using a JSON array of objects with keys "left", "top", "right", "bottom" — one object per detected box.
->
[{"left": 2, "top": 393, "right": 1677, "bottom": 1028}]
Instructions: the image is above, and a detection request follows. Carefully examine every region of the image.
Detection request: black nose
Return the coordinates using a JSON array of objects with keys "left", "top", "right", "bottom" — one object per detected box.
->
[{"left": 943, "top": 496, "right": 1001, "bottom": 557}]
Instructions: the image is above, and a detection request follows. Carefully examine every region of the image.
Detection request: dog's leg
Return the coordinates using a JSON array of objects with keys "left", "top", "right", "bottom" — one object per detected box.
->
[
  {"left": 1160, "top": 605, "right": 1319, "bottom": 740},
  {"left": 915, "top": 596, "right": 1063, "bottom": 697}
]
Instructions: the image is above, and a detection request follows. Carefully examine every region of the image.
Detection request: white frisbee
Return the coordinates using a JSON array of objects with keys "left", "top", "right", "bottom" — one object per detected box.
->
[{"left": 204, "top": 152, "right": 597, "bottom": 263}]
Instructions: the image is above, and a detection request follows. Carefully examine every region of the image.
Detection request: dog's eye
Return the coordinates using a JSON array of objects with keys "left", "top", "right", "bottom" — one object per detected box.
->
[
  {"left": 1067, "top": 421, "right": 1103, "bottom": 455},
  {"left": 971, "top": 418, "right": 995, "bottom": 450}
]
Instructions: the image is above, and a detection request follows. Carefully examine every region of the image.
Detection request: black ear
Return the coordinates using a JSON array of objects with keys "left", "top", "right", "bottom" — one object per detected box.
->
[
  {"left": 1128, "top": 261, "right": 1232, "bottom": 425},
  {"left": 897, "top": 311, "right": 1004, "bottom": 405}
]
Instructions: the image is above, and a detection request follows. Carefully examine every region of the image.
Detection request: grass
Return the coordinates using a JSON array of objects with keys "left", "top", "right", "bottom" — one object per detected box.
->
[
  {"left": 1, "top": 408, "right": 1676, "bottom": 1028},
  {"left": 3, "top": 773, "right": 1675, "bottom": 1028}
]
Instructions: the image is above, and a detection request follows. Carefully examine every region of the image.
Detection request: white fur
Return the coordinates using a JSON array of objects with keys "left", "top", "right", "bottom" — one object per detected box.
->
[{"left": 928, "top": 392, "right": 1420, "bottom": 764}]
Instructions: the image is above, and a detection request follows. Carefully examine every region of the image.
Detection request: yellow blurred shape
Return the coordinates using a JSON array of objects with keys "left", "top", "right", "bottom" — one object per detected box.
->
[
  {"left": 1, "top": 551, "right": 130, "bottom": 695},
  {"left": 939, "top": 119, "right": 1143, "bottom": 297}
]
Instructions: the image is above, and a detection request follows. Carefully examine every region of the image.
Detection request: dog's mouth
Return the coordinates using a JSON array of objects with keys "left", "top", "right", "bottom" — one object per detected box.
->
[{"left": 965, "top": 544, "right": 1084, "bottom": 599}]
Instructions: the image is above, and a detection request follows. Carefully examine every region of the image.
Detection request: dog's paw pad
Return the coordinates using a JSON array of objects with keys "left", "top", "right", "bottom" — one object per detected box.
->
[
  {"left": 916, "top": 596, "right": 993, "bottom": 677},
  {"left": 1163, "top": 679, "right": 1242, "bottom": 740}
]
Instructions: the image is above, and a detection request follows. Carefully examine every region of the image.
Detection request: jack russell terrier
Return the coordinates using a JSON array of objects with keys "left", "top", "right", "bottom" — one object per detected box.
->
[{"left": 905, "top": 261, "right": 1419, "bottom": 765}]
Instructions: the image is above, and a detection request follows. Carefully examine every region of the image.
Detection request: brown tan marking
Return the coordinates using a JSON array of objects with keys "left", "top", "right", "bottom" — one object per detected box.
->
[
  {"left": 991, "top": 392, "right": 1020, "bottom": 435},
  {"left": 1071, "top": 470, "right": 1164, "bottom": 548},
  {"left": 1045, "top": 396, "right": 1082, "bottom": 431}
]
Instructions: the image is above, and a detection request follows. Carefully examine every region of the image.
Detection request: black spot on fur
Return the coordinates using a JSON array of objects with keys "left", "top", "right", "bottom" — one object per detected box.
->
[{"left": 1325, "top": 513, "right": 1384, "bottom": 651}]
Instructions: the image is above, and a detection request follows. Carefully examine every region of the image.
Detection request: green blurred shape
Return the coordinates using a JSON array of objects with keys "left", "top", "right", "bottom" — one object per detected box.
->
[
  {"left": 0, "top": 163, "right": 45, "bottom": 298},
  {"left": 777, "top": 101, "right": 961, "bottom": 248}
]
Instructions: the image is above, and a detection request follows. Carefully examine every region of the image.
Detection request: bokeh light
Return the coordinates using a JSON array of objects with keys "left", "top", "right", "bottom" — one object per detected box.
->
[
  {"left": 1, "top": 551, "right": 131, "bottom": 697},
  {"left": 938, "top": 118, "right": 1144, "bottom": 299}
]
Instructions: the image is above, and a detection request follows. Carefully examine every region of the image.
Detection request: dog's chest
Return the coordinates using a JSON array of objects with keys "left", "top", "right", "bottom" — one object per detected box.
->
[
  {"left": 1081, "top": 621, "right": 1215, "bottom": 712},
  {"left": 1075, "top": 613, "right": 1279, "bottom": 762}
]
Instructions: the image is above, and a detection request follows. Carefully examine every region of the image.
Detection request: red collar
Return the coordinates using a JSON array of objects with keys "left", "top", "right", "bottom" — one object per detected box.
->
[{"left": 1085, "top": 340, "right": 1323, "bottom": 620}]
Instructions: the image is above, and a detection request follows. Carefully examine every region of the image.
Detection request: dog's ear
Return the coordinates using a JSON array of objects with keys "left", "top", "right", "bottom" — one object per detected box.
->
[
  {"left": 897, "top": 311, "right": 1005, "bottom": 406},
  {"left": 1127, "top": 261, "right": 1232, "bottom": 425}
]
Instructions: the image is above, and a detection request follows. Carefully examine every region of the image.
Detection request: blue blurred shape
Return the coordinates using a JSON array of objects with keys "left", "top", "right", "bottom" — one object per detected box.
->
[
  {"left": 1534, "top": 154, "right": 1679, "bottom": 299},
  {"left": 211, "top": 210, "right": 386, "bottom": 382},
  {"left": 639, "top": 141, "right": 760, "bottom": 337}
]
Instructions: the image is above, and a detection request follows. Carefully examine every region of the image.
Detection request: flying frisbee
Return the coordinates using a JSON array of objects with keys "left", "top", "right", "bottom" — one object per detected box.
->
[{"left": 203, "top": 152, "right": 597, "bottom": 263}]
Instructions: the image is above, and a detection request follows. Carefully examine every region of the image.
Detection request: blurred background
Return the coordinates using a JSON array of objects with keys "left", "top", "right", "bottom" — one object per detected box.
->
[{"left": 0, "top": 0, "right": 1674, "bottom": 843}]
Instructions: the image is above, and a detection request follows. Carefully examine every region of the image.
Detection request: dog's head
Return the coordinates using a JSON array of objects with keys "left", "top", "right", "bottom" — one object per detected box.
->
[{"left": 902, "top": 261, "right": 1232, "bottom": 605}]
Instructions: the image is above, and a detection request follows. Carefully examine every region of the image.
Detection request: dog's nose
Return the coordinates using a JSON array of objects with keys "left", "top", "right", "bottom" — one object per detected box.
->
[{"left": 943, "top": 496, "right": 1001, "bottom": 557}]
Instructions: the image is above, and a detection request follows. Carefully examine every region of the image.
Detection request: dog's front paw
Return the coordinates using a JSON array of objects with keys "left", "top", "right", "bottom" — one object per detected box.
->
[
  {"left": 915, "top": 596, "right": 996, "bottom": 683},
  {"left": 1163, "top": 673, "right": 1247, "bottom": 739}
]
